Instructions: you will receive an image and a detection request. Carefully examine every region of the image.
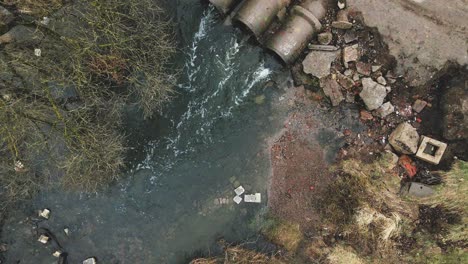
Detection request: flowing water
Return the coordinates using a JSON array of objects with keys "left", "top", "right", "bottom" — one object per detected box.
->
[{"left": 2, "top": 1, "right": 290, "bottom": 263}]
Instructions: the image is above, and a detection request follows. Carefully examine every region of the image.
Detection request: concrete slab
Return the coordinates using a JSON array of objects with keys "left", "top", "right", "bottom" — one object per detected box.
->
[
  {"left": 415, "top": 136, "right": 447, "bottom": 165},
  {"left": 348, "top": 0, "right": 468, "bottom": 86},
  {"left": 244, "top": 193, "right": 261, "bottom": 203},
  {"left": 408, "top": 182, "right": 434, "bottom": 198}
]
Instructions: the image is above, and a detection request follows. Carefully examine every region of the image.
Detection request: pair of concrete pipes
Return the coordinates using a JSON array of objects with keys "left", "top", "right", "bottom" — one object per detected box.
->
[{"left": 209, "top": 0, "right": 329, "bottom": 64}]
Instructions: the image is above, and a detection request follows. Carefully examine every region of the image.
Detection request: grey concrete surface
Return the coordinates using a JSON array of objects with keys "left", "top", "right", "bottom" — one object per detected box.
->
[{"left": 348, "top": 0, "right": 468, "bottom": 86}]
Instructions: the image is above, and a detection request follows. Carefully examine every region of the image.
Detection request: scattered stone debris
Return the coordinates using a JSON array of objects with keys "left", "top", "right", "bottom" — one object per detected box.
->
[
  {"left": 233, "top": 196, "right": 242, "bottom": 204},
  {"left": 234, "top": 186, "right": 245, "bottom": 196},
  {"left": 407, "top": 182, "right": 434, "bottom": 198},
  {"left": 14, "top": 160, "right": 26, "bottom": 172},
  {"left": 38, "top": 208, "right": 51, "bottom": 219},
  {"left": 321, "top": 76, "right": 344, "bottom": 106},
  {"left": 83, "top": 257, "right": 97, "bottom": 264},
  {"left": 360, "top": 110, "right": 373, "bottom": 120},
  {"left": 38, "top": 234, "right": 49, "bottom": 244},
  {"left": 343, "top": 30, "right": 358, "bottom": 44},
  {"left": 412, "top": 99, "right": 427, "bottom": 113},
  {"left": 332, "top": 10, "right": 353, "bottom": 29},
  {"left": 359, "top": 78, "right": 387, "bottom": 110},
  {"left": 375, "top": 102, "right": 395, "bottom": 118},
  {"left": 318, "top": 32, "right": 333, "bottom": 45},
  {"left": 372, "top": 65, "right": 381, "bottom": 72},
  {"left": 343, "top": 44, "right": 359, "bottom": 68},
  {"left": 335, "top": 72, "right": 354, "bottom": 90},
  {"left": 389, "top": 123, "right": 420, "bottom": 154},
  {"left": 356, "top": 61, "right": 371, "bottom": 76},
  {"left": 415, "top": 136, "right": 447, "bottom": 165},
  {"left": 244, "top": 193, "right": 261, "bottom": 203},
  {"left": 377, "top": 76, "right": 387, "bottom": 85},
  {"left": 302, "top": 50, "right": 340, "bottom": 79}
]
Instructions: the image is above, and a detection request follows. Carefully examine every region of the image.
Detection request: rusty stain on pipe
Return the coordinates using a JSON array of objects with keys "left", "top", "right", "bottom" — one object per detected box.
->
[
  {"left": 209, "top": 0, "right": 240, "bottom": 14},
  {"left": 233, "top": 0, "right": 291, "bottom": 39},
  {"left": 266, "top": 0, "right": 330, "bottom": 64}
]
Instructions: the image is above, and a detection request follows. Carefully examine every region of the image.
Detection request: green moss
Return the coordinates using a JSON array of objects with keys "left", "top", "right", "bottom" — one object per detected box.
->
[{"left": 263, "top": 218, "right": 303, "bottom": 252}]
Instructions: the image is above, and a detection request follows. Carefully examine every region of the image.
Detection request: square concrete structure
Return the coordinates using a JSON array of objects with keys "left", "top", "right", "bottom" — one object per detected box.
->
[
  {"left": 244, "top": 193, "right": 261, "bottom": 203},
  {"left": 416, "top": 136, "right": 447, "bottom": 165}
]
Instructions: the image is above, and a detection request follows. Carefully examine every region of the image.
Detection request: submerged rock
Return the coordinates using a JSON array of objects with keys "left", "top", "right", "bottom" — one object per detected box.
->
[{"left": 359, "top": 78, "right": 387, "bottom": 110}]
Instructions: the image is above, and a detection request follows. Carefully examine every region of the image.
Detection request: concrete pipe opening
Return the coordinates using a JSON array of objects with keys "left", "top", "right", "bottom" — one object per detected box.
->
[
  {"left": 266, "top": 0, "right": 328, "bottom": 64},
  {"left": 209, "top": 0, "right": 240, "bottom": 14},
  {"left": 233, "top": 0, "right": 291, "bottom": 39}
]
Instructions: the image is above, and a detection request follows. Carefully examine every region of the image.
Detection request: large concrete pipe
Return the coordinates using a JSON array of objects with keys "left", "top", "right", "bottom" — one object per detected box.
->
[
  {"left": 233, "top": 0, "right": 291, "bottom": 39},
  {"left": 266, "top": 0, "right": 329, "bottom": 64},
  {"left": 209, "top": 0, "right": 240, "bottom": 14}
]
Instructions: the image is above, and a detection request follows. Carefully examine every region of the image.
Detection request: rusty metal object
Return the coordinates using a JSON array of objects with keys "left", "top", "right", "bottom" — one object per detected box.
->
[
  {"left": 266, "top": 0, "right": 329, "bottom": 64},
  {"left": 209, "top": 0, "right": 240, "bottom": 14},
  {"left": 233, "top": 0, "right": 291, "bottom": 39}
]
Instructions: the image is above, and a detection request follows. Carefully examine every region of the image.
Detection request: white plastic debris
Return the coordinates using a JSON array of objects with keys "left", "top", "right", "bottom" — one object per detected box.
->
[
  {"left": 34, "top": 48, "right": 42, "bottom": 57},
  {"left": 244, "top": 193, "right": 261, "bottom": 203},
  {"left": 53, "top": 251, "right": 62, "bottom": 258},
  {"left": 38, "top": 208, "right": 50, "bottom": 219},
  {"left": 40, "top": 17, "right": 50, "bottom": 25},
  {"left": 234, "top": 185, "right": 245, "bottom": 196},
  {"left": 14, "top": 160, "right": 25, "bottom": 172},
  {"left": 83, "top": 257, "right": 97, "bottom": 264},
  {"left": 233, "top": 196, "right": 242, "bottom": 204},
  {"left": 38, "top": 235, "right": 49, "bottom": 244}
]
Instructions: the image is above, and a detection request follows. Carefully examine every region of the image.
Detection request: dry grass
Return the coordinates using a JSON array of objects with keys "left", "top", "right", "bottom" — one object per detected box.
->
[
  {"left": 263, "top": 219, "right": 303, "bottom": 253},
  {"left": 189, "top": 246, "right": 286, "bottom": 264},
  {"left": 327, "top": 245, "right": 365, "bottom": 264}
]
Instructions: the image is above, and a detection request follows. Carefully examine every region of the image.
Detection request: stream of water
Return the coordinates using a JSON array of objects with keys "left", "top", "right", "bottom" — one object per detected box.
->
[{"left": 2, "top": 1, "right": 290, "bottom": 263}]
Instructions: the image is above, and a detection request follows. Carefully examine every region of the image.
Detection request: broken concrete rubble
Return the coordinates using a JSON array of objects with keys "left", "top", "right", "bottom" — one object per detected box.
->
[
  {"left": 375, "top": 101, "right": 394, "bottom": 118},
  {"left": 389, "top": 123, "right": 420, "bottom": 155},
  {"left": 407, "top": 182, "right": 434, "bottom": 198},
  {"left": 83, "top": 257, "right": 97, "bottom": 264},
  {"left": 359, "top": 78, "right": 387, "bottom": 110},
  {"left": 343, "top": 44, "right": 359, "bottom": 68},
  {"left": 335, "top": 72, "right": 354, "bottom": 90},
  {"left": 356, "top": 61, "right": 371, "bottom": 76},
  {"left": 412, "top": 99, "right": 427, "bottom": 113},
  {"left": 321, "top": 76, "right": 344, "bottom": 106},
  {"left": 415, "top": 136, "right": 447, "bottom": 165},
  {"left": 302, "top": 50, "right": 340, "bottom": 79},
  {"left": 377, "top": 76, "right": 386, "bottom": 85},
  {"left": 38, "top": 208, "right": 50, "bottom": 219},
  {"left": 38, "top": 235, "right": 49, "bottom": 244}
]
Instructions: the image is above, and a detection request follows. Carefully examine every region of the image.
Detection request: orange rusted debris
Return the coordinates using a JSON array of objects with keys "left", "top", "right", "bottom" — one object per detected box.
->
[{"left": 398, "top": 154, "right": 417, "bottom": 178}]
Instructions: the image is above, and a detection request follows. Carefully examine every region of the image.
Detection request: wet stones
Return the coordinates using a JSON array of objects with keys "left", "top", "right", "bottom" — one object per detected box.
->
[
  {"left": 359, "top": 78, "right": 387, "bottom": 110},
  {"left": 412, "top": 99, "right": 427, "bottom": 113},
  {"left": 321, "top": 76, "right": 344, "bottom": 106},
  {"left": 302, "top": 50, "right": 340, "bottom": 79},
  {"left": 389, "top": 123, "right": 420, "bottom": 155}
]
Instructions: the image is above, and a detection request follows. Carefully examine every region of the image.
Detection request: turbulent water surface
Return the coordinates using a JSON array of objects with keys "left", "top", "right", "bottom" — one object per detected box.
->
[{"left": 2, "top": 1, "right": 289, "bottom": 263}]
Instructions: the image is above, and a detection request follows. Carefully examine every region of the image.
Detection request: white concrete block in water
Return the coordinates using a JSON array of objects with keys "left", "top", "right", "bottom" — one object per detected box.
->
[
  {"left": 83, "top": 257, "right": 97, "bottom": 264},
  {"left": 244, "top": 193, "right": 261, "bottom": 203},
  {"left": 234, "top": 186, "right": 245, "bottom": 196},
  {"left": 53, "top": 251, "right": 62, "bottom": 258},
  {"left": 233, "top": 196, "right": 242, "bottom": 204},
  {"left": 38, "top": 208, "right": 50, "bottom": 219},
  {"left": 37, "top": 234, "right": 49, "bottom": 244}
]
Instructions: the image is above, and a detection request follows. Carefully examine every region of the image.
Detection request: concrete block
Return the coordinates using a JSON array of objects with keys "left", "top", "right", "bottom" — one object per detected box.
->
[
  {"left": 415, "top": 136, "right": 447, "bottom": 165},
  {"left": 244, "top": 193, "right": 261, "bottom": 203},
  {"left": 37, "top": 235, "right": 49, "bottom": 244},
  {"left": 83, "top": 257, "right": 97, "bottom": 264},
  {"left": 389, "top": 123, "right": 420, "bottom": 154},
  {"left": 408, "top": 182, "right": 434, "bottom": 198},
  {"left": 234, "top": 186, "right": 245, "bottom": 196},
  {"left": 233, "top": 196, "right": 242, "bottom": 204}
]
